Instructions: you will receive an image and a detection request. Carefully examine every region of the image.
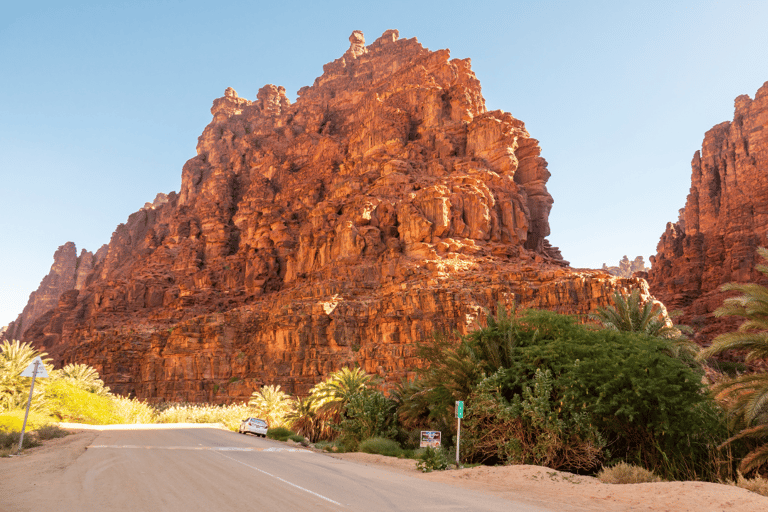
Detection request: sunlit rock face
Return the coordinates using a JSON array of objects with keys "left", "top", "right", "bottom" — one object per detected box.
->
[
  {"left": 9, "top": 30, "right": 633, "bottom": 402},
  {"left": 649, "top": 81, "right": 768, "bottom": 343}
]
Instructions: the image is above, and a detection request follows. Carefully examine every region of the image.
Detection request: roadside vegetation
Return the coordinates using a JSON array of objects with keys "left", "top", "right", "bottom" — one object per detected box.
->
[{"left": 2, "top": 252, "right": 767, "bottom": 496}]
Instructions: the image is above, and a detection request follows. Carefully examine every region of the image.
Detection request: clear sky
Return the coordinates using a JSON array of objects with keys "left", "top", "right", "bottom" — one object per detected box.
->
[{"left": 2, "top": 1, "right": 768, "bottom": 327}]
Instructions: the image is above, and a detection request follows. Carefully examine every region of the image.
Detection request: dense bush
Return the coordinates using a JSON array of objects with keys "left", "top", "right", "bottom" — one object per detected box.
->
[
  {"left": 44, "top": 379, "right": 118, "bottom": 424},
  {"left": 267, "top": 426, "right": 297, "bottom": 441},
  {"left": 416, "top": 446, "right": 449, "bottom": 472},
  {"left": 399, "top": 308, "right": 727, "bottom": 480},
  {"left": 336, "top": 390, "right": 398, "bottom": 451},
  {"left": 359, "top": 437, "right": 402, "bottom": 457},
  {"left": 34, "top": 424, "right": 69, "bottom": 440}
]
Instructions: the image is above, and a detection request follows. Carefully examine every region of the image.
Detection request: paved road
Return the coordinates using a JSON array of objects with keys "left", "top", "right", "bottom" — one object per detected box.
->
[{"left": 5, "top": 427, "right": 552, "bottom": 511}]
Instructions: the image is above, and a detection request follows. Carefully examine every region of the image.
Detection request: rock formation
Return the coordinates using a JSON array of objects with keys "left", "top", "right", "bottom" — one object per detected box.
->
[
  {"left": 4, "top": 242, "right": 106, "bottom": 342},
  {"left": 8, "top": 30, "right": 634, "bottom": 402},
  {"left": 601, "top": 256, "right": 648, "bottom": 278},
  {"left": 648, "top": 81, "right": 768, "bottom": 342}
]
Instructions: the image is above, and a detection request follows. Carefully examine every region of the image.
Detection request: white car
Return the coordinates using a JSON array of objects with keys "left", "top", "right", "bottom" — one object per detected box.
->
[{"left": 239, "top": 417, "right": 269, "bottom": 437}]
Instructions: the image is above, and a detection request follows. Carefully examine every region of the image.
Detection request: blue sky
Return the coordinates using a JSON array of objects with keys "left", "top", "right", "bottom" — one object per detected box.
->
[{"left": 2, "top": 1, "right": 768, "bottom": 327}]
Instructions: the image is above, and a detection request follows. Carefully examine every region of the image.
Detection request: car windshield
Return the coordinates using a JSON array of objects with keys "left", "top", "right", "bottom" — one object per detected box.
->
[{"left": 251, "top": 419, "right": 267, "bottom": 425}]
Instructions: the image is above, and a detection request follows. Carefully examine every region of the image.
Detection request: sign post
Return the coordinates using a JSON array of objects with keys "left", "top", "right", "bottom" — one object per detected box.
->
[
  {"left": 17, "top": 357, "right": 49, "bottom": 454},
  {"left": 455, "top": 400, "right": 464, "bottom": 467}
]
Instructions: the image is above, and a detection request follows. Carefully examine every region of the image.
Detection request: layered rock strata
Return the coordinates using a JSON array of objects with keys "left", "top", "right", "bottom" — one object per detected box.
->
[
  {"left": 10, "top": 30, "right": 633, "bottom": 402},
  {"left": 648, "top": 81, "right": 768, "bottom": 342},
  {"left": 4, "top": 242, "right": 106, "bottom": 342}
]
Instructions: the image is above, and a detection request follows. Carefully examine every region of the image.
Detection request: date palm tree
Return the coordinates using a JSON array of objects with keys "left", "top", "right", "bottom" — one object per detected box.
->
[
  {"left": 54, "top": 363, "right": 110, "bottom": 395},
  {"left": 698, "top": 247, "right": 768, "bottom": 473},
  {"left": 0, "top": 340, "right": 51, "bottom": 411},
  {"left": 248, "top": 384, "right": 294, "bottom": 428}
]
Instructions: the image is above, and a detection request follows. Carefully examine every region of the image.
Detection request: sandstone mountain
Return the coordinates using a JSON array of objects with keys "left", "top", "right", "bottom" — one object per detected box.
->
[
  {"left": 648, "top": 81, "right": 768, "bottom": 342},
  {"left": 4, "top": 242, "right": 106, "bottom": 342},
  {"left": 7, "top": 30, "right": 634, "bottom": 402}
]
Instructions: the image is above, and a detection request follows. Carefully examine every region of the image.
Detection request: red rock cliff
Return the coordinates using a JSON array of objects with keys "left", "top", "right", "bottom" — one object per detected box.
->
[
  {"left": 648, "top": 81, "right": 768, "bottom": 342},
  {"left": 12, "top": 30, "right": 633, "bottom": 402}
]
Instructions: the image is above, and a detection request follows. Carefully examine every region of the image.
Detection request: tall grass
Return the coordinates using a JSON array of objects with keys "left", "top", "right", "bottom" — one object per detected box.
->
[{"left": 155, "top": 403, "right": 254, "bottom": 431}]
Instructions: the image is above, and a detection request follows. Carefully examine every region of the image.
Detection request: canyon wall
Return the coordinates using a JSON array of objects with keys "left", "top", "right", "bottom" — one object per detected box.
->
[
  {"left": 7, "top": 30, "right": 634, "bottom": 402},
  {"left": 648, "top": 81, "right": 768, "bottom": 342}
]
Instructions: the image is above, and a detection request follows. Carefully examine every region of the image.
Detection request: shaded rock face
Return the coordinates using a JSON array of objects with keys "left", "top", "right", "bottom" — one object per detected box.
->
[
  {"left": 4, "top": 242, "right": 106, "bottom": 342},
  {"left": 648, "top": 81, "right": 768, "bottom": 342},
  {"left": 12, "top": 30, "right": 633, "bottom": 402}
]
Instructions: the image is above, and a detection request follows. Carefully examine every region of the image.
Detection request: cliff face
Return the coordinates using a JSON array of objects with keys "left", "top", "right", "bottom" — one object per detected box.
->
[
  {"left": 10, "top": 30, "right": 633, "bottom": 402},
  {"left": 4, "top": 242, "right": 105, "bottom": 341},
  {"left": 648, "top": 81, "right": 768, "bottom": 341}
]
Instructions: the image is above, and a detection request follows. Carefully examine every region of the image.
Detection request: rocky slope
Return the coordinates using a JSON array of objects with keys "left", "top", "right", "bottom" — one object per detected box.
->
[
  {"left": 4, "top": 242, "right": 106, "bottom": 342},
  {"left": 601, "top": 256, "right": 648, "bottom": 278},
  {"left": 8, "top": 30, "right": 634, "bottom": 402},
  {"left": 648, "top": 81, "right": 768, "bottom": 342}
]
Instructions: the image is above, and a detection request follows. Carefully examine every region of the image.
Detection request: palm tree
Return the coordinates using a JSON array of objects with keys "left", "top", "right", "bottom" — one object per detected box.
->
[
  {"left": 698, "top": 247, "right": 768, "bottom": 474},
  {"left": 310, "top": 367, "right": 374, "bottom": 412},
  {"left": 248, "top": 384, "right": 294, "bottom": 428},
  {"left": 54, "top": 363, "right": 110, "bottom": 395},
  {"left": 0, "top": 340, "right": 51, "bottom": 411},
  {"left": 590, "top": 289, "right": 682, "bottom": 337},
  {"left": 286, "top": 395, "right": 323, "bottom": 442}
]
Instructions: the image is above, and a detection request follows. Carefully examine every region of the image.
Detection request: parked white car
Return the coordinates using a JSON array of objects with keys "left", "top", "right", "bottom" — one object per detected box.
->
[{"left": 239, "top": 417, "right": 269, "bottom": 437}]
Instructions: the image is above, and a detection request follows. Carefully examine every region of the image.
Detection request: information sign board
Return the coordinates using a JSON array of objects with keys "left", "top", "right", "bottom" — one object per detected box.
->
[{"left": 419, "top": 431, "right": 441, "bottom": 448}]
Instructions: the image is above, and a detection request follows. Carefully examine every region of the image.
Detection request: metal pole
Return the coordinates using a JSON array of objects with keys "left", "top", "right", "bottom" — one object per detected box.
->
[
  {"left": 17, "top": 360, "right": 39, "bottom": 454},
  {"left": 456, "top": 416, "right": 461, "bottom": 467}
]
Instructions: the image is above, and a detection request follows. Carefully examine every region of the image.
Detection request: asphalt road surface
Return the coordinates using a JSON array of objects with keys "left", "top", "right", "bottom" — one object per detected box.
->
[{"left": 4, "top": 427, "right": 553, "bottom": 511}]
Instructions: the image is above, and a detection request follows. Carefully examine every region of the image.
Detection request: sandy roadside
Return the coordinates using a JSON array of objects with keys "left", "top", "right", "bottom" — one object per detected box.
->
[
  {"left": 2, "top": 431, "right": 766, "bottom": 512},
  {"left": 330, "top": 452, "right": 768, "bottom": 512}
]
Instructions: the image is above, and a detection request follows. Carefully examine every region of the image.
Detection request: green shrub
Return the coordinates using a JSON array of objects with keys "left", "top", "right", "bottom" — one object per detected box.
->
[
  {"left": 288, "top": 434, "right": 307, "bottom": 444},
  {"left": 359, "top": 437, "right": 402, "bottom": 457},
  {"left": 0, "top": 429, "right": 40, "bottom": 450},
  {"left": 417, "top": 446, "right": 449, "bottom": 472},
  {"left": 0, "top": 410, "right": 53, "bottom": 432},
  {"left": 336, "top": 390, "right": 397, "bottom": 451},
  {"left": 44, "top": 379, "right": 117, "bottom": 424},
  {"left": 34, "top": 424, "right": 68, "bottom": 440},
  {"left": 267, "top": 426, "right": 296, "bottom": 441},
  {"left": 401, "top": 308, "right": 727, "bottom": 481},
  {"left": 597, "top": 462, "right": 662, "bottom": 484}
]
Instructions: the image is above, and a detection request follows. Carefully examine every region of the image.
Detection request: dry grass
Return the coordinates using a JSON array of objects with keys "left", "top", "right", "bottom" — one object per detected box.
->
[
  {"left": 736, "top": 472, "right": 768, "bottom": 497},
  {"left": 597, "top": 462, "right": 662, "bottom": 484}
]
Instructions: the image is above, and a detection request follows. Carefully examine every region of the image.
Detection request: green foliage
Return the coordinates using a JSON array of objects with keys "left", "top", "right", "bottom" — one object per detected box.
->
[
  {"left": 0, "top": 340, "right": 52, "bottom": 411},
  {"left": 52, "top": 363, "right": 110, "bottom": 396},
  {"left": 248, "top": 384, "right": 295, "bottom": 428},
  {"left": 155, "top": 402, "right": 251, "bottom": 430},
  {"left": 590, "top": 289, "right": 684, "bottom": 339},
  {"left": 0, "top": 410, "right": 53, "bottom": 432},
  {"left": 597, "top": 462, "right": 662, "bottom": 484},
  {"left": 336, "top": 390, "right": 398, "bottom": 450},
  {"left": 0, "top": 429, "right": 40, "bottom": 451},
  {"left": 110, "top": 395, "right": 156, "bottom": 424},
  {"left": 463, "top": 368, "right": 603, "bottom": 471},
  {"left": 399, "top": 307, "right": 726, "bottom": 480},
  {"left": 416, "top": 446, "right": 449, "bottom": 472},
  {"left": 267, "top": 426, "right": 297, "bottom": 441},
  {"left": 44, "top": 379, "right": 118, "bottom": 424},
  {"left": 697, "top": 248, "right": 768, "bottom": 475},
  {"left": 34, "top": 424, "right": 68, "bottom": 440},
  {"left": 288, "top": 434, "right": 306, "bottom": 444},
  {"left": 359, "top": 437, "right": 402, "bottom": 457}
]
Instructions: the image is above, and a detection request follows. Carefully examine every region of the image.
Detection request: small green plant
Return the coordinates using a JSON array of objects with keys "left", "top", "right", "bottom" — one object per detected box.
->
[
  {"left": 359, "top": 437, "right": 402, "bottom": 457},
  {"left": 288, "top": 433, "right": 307, "bottom": 444},
  {"left": 34, "top": 424, "right": 68, "bottom": 440},
  {"left": 597, "top": 462, "right": 662, "bottom": 484},
  {"left": 267, "top": 426, "right": 296, "bottom": 442},
  {"left": 416, "top": 446, "right": 449, "bottom": 472},
  {"left": 0, "top": 429, "right": 40, "bottom": 451}
]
